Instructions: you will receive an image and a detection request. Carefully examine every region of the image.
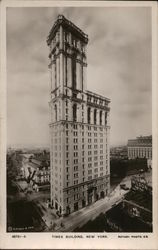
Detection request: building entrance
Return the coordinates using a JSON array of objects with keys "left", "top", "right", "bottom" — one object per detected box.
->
[
  {"left": 95, "top": 193, "right": 99, "bottom": 201},
  {"left": 74, "top": 202, "right": 78, "bottom": 211},
  {"left": 100, "top": 191, "right": 105, "bottom": 198},
  {"left": 82, "top": 199, "right": 86, "bottom": 208},
  {"left": 66, "top": 206, "right": 70, "bottom": 215}
]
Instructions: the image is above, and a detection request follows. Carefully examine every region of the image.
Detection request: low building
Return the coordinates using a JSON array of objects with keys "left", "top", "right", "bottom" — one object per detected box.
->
[
  {"left": 122, "top": 171, "right": 152, "bottom": 229},
  {"left": 110, "top": 146, "right": 128, "bottom": 160},
  {"left": 105, "top": 171, "right": 152, "bottom": 232},
  {"left": 127, "top": 135, "right": 152, "bottom": 160},
  {"left": 22, "top": 156, "right": 50, "bottom": 187},
  {"left": 35, "top": 167, "right": 50, "bottom": 185}
]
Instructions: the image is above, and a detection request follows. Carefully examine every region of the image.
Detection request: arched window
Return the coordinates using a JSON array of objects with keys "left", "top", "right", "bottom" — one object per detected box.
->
[
  {"left": 94, "top": 109, "right": 97, "bottom": 125},
  {"left": 54, "top": 105, "right": 57, "bottom": 122},
  {"left": 73, "top": 104, "right": 77, "bottom": 122},
  {"left": 87, "top": 107, "right": 91, "bottom": 124},
  {"left": 105, "top": 112, "right": 107, "bottom": 125},
  {"left": 100, "top": 110, "right": 102, "bottom": 125}
]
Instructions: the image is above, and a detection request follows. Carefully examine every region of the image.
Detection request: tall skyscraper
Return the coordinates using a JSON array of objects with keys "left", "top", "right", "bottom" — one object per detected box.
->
[{"left": 47, "top": 15, "right": 110, "bottom": 215}]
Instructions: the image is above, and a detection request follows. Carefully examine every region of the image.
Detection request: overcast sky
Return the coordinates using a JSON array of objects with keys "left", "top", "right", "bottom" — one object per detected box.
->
[{"left": 7, "top": 6, "right": 152, "bottom": 147}]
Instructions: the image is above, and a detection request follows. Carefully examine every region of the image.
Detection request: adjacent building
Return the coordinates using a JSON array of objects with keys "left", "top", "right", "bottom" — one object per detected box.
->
[
  {"left": 127, "top": 135, "right": 152, "bottom": 160},
  {"left": 21, "top": 153, "right": 50, "bottom": 187},
  {"left": 104, "top": 171, "right": 152, "bottom": 232},
  {"left": 47, "top": 15, "right": 110, "bottom": 215}
]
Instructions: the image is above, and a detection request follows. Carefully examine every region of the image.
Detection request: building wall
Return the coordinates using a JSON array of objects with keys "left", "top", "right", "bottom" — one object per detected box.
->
[
  {"left": 128, "top": 146, "right": 152, "bottom": 159},
  {"left": 127, "top": 136, "right": 152, "bottom": 160}
]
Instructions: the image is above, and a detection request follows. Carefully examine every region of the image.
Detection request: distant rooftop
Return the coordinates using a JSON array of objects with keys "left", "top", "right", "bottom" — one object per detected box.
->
[{"left": 127, "top": 135, "right": 152, "bottom": 147}]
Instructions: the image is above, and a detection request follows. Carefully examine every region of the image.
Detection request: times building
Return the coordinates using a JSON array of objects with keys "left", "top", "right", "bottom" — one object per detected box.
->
[{"left": 47, "top": 15, "right": 110, "bottom": 215}]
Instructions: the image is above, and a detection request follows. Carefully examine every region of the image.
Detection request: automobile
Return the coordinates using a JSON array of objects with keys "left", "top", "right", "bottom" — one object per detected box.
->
[{"left": 139, "top": 169, "right": 144, "bottom": 173}]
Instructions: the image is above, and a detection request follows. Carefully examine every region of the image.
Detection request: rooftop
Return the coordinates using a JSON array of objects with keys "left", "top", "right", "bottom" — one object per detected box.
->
[
  {"left": 47, "top": 14, "right": 88, "bottom": 46},
  {"left": 125, "top": 190, "right": 152, "bottom": 211},
  {"left": 125, "top": 170, "right": 152, "bottom": 210},
  {"left": 106, "top": 203, "right": 152, "bottom": 232},
  {"left": 86, "top": 90, "right": 110, "bottom": 103},
  {"left": 127, "top": 135, "right": 152, "bottom": 147}
]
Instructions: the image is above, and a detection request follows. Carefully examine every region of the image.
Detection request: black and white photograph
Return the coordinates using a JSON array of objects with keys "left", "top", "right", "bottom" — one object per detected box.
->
[
  {"left": 6, "top": 5, "right": 154, "bottom": 234},
  {"left": 1, "top": 1, "right": 157, "bottom": 249}
]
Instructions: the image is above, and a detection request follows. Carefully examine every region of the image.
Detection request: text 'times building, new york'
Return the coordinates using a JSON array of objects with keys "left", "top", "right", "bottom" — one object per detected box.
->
[{"left": 47, "top": 15, "right": 110, "bottom": 215}]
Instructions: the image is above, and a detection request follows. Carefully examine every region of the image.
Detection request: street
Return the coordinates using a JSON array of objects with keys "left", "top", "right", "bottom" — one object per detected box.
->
[
  {"left": 41, "top": 177, "right": 131, "bottom": 232},
  {"left": 7, "top": 172, "right": 132, "bottom": 232}
]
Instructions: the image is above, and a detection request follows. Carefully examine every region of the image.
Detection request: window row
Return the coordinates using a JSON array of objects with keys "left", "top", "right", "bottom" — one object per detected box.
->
[{"left": 53, "top": 104, "right": 108, "bottom": 125}]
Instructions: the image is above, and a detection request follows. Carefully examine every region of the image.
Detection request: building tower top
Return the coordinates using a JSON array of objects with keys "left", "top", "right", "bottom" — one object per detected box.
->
[
  {"left": 47, "top": 14, "right": 88, "bottom": 46},
  {"left": 47, "top": 14, "right": 89, "bottom": 95}
]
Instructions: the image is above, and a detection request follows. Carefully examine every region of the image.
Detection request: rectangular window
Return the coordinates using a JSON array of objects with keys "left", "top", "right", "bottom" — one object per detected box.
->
[
  {"left": 88, "top": 163, "right": 92, "bottom": 168},
  {"left": 74, "top": 173, "right": 78, "bottom": 178}
]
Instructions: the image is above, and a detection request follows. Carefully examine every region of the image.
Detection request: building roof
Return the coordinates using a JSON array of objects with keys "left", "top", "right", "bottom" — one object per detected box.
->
[
  {"left": 127, "top": 135, "right": 152, "bottom": 147},
  {"left": 47, "top": 14, "right": 88, "bottom": 46},
  {"left": 125, "top": 170, "right": 152, "bottom": 211},
  {"left": 125, "top": 190, "right": 152, "bottom": 211},
  {"left": 22, "top": 154, "right": 34, "bottom": 159},
  {"left": 86, "top": 90, "right": 110, "bottom": 103},
  {"left": 106, "top": 203, "right": 152, "bottom": 232}
]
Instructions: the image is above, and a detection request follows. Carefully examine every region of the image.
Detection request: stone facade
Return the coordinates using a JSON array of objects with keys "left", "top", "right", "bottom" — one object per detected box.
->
[
  {"left": 127, "top": 135, "right": 152, "bottom": 160},
  {"left": 47, "top": 15, "right": 110, "bottom": 215}
]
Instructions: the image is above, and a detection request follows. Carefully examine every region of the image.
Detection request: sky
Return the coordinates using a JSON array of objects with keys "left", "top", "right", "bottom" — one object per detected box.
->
[{"left": 7, "top": 6, "right": 152, "bottom": 147}]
